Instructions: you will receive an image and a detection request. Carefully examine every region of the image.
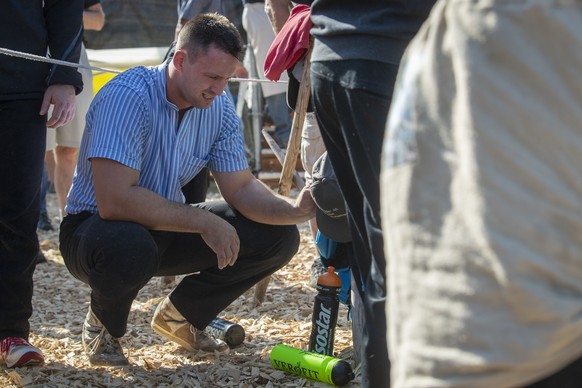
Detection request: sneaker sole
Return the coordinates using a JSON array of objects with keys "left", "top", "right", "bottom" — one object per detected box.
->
[
  {"left": 7, "top": 352, "right": 45, "bottom": 368},
  {"left": 88, "top": 355, "right": 129, "bottom": 367}
]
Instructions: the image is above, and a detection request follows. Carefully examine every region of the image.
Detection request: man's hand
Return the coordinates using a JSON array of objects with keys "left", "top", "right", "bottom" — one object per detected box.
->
[
  {"left": 294, "top": 185, "right": 317, "bottom": 219},
  {"left": 40, "top": 84, "right": 76, "bottom": 128},
  {"left": 199, "top": 215, "right": 240, "bottom": 269}
]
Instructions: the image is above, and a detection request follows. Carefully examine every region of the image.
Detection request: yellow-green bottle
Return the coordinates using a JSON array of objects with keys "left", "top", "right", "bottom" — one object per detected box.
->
[{"left": 270, "top": 344, "right": 355, "bottom": 386}]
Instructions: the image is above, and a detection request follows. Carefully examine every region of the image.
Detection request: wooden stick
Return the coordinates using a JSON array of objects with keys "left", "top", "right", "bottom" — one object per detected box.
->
[
  {"left": 261, "top": 128, "right": 305, "bottom": 190},
  {"left": 278, "top": 46, "right": 312, "bottom": 196},
  {"left": 253, "top": 46, "right": 312, "bottom": 306}
]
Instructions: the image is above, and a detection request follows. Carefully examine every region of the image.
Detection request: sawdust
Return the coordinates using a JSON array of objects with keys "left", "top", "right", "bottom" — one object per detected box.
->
[{"left": 1, "top": 190, "right": 359, "bottom": 387}]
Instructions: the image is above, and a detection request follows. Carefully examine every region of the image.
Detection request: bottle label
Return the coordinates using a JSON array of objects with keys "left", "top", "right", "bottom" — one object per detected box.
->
[
  {"left": 271, "top": 358, "right": 323, "bottom": 381},
  {"left": 204, "top": 318, "right": 245, "bottom": 346},
  {"left": 309, "top": 296, "right": 338, "bottom": 355},
  {"left": 205, "top": 320, "right": 227, "bottom": 341},
  {"left": 314, "top": 304, "right": 332, "bottom": 353},
  {"left": 270, "top": 344, "right": 354, "bottom": 386}
]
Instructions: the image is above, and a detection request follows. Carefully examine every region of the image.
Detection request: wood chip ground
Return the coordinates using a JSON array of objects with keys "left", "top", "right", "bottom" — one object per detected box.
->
[{"left": 1, "top": 191, "right": 360, "bottom": 387}]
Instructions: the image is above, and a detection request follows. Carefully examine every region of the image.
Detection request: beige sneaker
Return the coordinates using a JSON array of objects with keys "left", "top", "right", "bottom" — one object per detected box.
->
[
  {"left": 151, "top": 297, "right": 228, "bottom": 353},
  {"left": 82, "top": 307, "right": 129, "bottom": 367}
]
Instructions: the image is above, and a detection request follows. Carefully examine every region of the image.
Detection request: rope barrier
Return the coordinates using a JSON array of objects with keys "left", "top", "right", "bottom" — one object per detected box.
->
[
  {"left": 0, "top": 47, "right": 121, "bottom": 74},
  {"left": 0, "top": 47, "right": 286, "bottom": 84}
]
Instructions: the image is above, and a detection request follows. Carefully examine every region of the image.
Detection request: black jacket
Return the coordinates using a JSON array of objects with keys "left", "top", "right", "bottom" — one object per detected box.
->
[{"left": 0, "top": 0, "right": 84, "bottom": 101}]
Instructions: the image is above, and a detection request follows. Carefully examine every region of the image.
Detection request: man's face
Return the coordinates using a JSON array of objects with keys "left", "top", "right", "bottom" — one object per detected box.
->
[{"left": 173, "top": 45, "right": 238, "bottom": 109}]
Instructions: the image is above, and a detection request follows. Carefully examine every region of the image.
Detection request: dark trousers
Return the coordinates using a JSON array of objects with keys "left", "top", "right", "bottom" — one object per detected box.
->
[
  {"left": 311, "top": 60, "right": 399, "bottom": 388},
  {"left": 0, "top": 99, "right": 46, "bottom": 340},
  {"left": 524, "top": 354, "right": 582, "bottom": 388},
  {"left": 59, "top": 201, "right": 299, "bottom": 338},
  {"left": 181, "top": 167, "right": 209, "bottom": 204}
]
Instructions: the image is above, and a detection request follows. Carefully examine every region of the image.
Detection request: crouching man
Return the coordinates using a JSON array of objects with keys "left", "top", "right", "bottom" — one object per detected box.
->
[{"left": 59, "top": 13, "right": 315, "bottom": 366}]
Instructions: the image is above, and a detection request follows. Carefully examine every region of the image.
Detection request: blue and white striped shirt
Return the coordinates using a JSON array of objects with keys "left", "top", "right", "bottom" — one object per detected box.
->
[{"left": 66, "top": 63, "right": 248, "bottom": 215}]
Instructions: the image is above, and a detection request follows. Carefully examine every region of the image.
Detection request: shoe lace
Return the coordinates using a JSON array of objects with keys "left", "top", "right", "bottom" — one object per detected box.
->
[
  {"left": 88, "top": 327, "right": 118, "bottom": 353},
  {"left": 190, "top": 326, "right": 225, "bottom": 350},
  {"left": 100, "top": 334, "right": 122, "bottom": 354}
]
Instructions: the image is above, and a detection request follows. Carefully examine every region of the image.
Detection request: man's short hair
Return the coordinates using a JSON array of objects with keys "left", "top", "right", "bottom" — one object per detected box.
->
[{"left": 177, "top": 13, "right": 244, "bottom": 62}]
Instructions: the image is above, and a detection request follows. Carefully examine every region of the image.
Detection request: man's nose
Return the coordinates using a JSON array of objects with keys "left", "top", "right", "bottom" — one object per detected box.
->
[{"left": 210, "top": 79, "right": 228, "bottom": 95}]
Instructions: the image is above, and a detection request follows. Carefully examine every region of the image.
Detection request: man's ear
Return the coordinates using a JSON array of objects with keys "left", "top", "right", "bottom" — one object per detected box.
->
[{"left": 172, "top": 50, "right": 187, "bottom": 71}]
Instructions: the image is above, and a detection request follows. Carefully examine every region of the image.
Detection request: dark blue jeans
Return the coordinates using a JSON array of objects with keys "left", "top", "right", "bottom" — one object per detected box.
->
[
  {"left": 59, "top": 201, "right": 299, "bottom": 338},
  {"left": 0, "top": 99, "right": 46, "bottom": 340},
  {"left": 311, "top": 60, "right": 399, "bottom": 388}
]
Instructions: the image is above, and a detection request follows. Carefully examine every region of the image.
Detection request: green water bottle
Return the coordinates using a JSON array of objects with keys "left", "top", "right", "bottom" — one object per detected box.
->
[{"left": 270, "top": 344, "right": 355, "bottom": 386}]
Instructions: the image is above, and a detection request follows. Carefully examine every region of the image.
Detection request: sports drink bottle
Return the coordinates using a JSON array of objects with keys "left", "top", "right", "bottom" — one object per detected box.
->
[{"left": 309, "top": 266, "right": 341, "bottom": 356}]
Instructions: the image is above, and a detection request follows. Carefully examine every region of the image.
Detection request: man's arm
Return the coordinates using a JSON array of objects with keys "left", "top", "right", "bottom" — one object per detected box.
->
[
  {"left": 175, "top": 0, "right": 214, "bottom": 39},
  {"left": 265, "top": 0, "right": 291, "bottom": 34},
  {"left": 42, "top": 0, "right": 84, "bottom": 127},
  {"left": 92, "top": 158, "right": 240, "bottom": 269},
  {"left": 213, "top": 169, "right": 316, "bottom": 225},
  {"left": 84, "top": 3, "right": 105, "bottom": 31},
  {"left": 44, "top": 0, "right": 84, "bottom": 93}
]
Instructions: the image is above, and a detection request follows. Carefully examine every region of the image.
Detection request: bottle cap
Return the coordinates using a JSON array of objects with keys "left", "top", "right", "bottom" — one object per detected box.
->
[
  {"left": 317, "top": 266, "right": 342, "bottom": 287},
  {"left": 224, "top": 323, "right": 245, "bottom": 346},
  {"left": 330, "top": 359, "right": 355, "bottom": 386}
]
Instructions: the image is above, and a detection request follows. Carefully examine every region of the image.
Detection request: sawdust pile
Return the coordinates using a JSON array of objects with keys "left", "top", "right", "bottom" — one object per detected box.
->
[{"left": 1, "top": 191, "right": 359, "bottom": 387}]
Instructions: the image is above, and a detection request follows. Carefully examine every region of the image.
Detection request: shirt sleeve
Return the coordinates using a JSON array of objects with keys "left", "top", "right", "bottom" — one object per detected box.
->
[
  {"left": 207, "top": 96, "right": 249, "bottom": 173},
  {"left": 86, "top": 83, "right": 150, "bottom": 172}
]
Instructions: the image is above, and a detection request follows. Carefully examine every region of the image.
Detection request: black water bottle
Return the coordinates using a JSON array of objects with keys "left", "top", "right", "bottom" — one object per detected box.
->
[
  {"left": 204, "top": 318, "right": 245, "bottom": 347},
  {"left": 309, "top": 266, "right": 341, "bottom": 356}
]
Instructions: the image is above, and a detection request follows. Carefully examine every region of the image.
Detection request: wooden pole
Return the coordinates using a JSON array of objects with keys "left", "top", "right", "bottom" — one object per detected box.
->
[
  {"left": 253, "top": 46, "right": 312, "bottom": 306},
  {"left": 261, "top": 128, "right": 305, "bottom": 190}
]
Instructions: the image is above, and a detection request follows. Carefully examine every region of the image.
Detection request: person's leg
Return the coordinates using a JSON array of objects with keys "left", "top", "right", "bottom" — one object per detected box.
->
[
  {"left": 242, "top": 2, "right": 289, "bottom": 148},
  {"left": 55, "top": 44, "right": 91, "bottom": 217},
  {"left": 35, "top": 163, "right": 51, "bottom": 263},
  {"left": 39, "top": 135, "right": 56, "bottom": 231},
  {"left": 154, "top": 200, "right": 300, "bottom": 329},
  {"left": 311, "top": 60, "right": 396, "bottom": 387},
  {"left": 300, "top": 112, "right": 326, "bottom": 242},
  {"left": 265, "top": 93, "right": 292, "bottom": 148},
  {"left": 60, "top": 201, "right": 300, "bottom": 336},
  {"left": 59, "top": 213, "right": 159, "bottom": 338},
  {"left": 37, "top": 163, "right": 54, "bottom": 232},
  {"left": 300, "top": 113, "right": 328, "bottom": 282},
  {"left": 53, "top": 145, "right": 78, "bottom": 216},
  {"left": 0, "top": 99, "right": 46, "bottom": 340},
  {"left": 44, "top": 149, "right": 56, "bottom": 186},
  {"left": 39, "top": 165, "right": 48, "bottom": 216}
]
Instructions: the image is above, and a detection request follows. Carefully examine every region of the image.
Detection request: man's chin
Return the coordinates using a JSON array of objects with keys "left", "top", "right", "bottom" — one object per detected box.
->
[{"left": 195, "top": 98, "right": 214, "bottom": 109}]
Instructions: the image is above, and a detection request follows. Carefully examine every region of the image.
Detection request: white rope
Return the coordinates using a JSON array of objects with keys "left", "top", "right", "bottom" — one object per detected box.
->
[
  {"left": 0, "top": 47, "right": 287, "bottom": 84},
  {"left": 230, "top": 77, "right": 287, "bottom": 84},
  {"left": 0, "top": 47, "right": 122, "bottom": 74}
]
